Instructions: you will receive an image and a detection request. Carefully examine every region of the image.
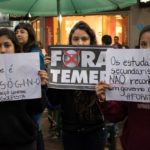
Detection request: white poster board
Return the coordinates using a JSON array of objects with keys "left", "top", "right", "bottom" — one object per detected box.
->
[
  {"left": 106, "top": 48, "right": 150, "bottom": 103},
  {"left": 0, "top": 53, "right": 41, "bottom": 102}
]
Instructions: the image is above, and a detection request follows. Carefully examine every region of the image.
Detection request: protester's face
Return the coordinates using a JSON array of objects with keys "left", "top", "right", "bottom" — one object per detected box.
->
[
  {"left": 140, "top": 31, "right": 150, "bottom": 49},
  {"left": 15, "top": 28, "right": 28, "bottom": 45},
  {"left": 71, "top": 29, "right": 90, "bottom": 45},
  {"left": 0, "top": 35, "right": 15, "bottom": 54}
]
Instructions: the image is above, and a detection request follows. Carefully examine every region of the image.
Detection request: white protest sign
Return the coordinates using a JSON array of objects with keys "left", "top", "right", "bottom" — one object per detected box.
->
[
  {"left": 0, "top": 53, "right": 41, "bottom": 102},
  {"left": 106, "top": 49, "right": 150, "bottom": 103}
]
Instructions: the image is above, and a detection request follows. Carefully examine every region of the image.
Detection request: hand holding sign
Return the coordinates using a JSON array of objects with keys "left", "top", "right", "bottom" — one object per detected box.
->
[{"left": 96, "top": 80, "right": 112, "bottom": 102}]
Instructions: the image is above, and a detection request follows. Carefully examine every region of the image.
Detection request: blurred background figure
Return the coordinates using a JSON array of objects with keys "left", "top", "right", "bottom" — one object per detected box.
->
[
  {"left": 37, "top": 41, "right": 47, "bottom": 56},
  {"left": 113, "top": 36, "right": 122, "bottom": 48},
  {"left": 102, "top": 34, "right": 112, "bottom": 46}
]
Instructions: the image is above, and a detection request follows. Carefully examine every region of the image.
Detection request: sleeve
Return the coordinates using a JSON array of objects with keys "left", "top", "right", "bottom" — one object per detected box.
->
[
  {"left": 100, "top": 101, "right": 128, "bottom": 123},
  {"left": 39, "top": 51, "right": 46, "bottom": 70},
  {"left": 31, "top": 47, "right": 46, "bottom": 70}
]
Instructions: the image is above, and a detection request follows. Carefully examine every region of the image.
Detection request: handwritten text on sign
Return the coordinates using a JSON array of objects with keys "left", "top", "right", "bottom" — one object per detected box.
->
[
  {"left": 48, "top": 46, "right": 106, "bottom": 90},
  {"left": 106, "top": 49, "right": 150, "bottom": 103},
  {"left": 0, "top": 53, "right": 41, "bottom": 102}
]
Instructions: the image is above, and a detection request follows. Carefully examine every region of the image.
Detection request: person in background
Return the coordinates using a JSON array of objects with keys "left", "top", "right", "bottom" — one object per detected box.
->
[
  {"left": 0, "top": 28, "right": 48, "bottom": 150},
  {"left": 15, "top": 23, "right": 46, "bottom": 150},
  {"left": 122, "top": 42, "right": 129, "bottom": 49},
  {"left": 95, "top": 25, "right": 150, "bottom": 150},
  {"left": 113, "top": 36, "right": 122, "bottom": 48},
  {"left": 102, "top": 34, "right": 117, "bottom": 150},
  {"left": 102, "top": 34, "right": 112, "bottom": 46},
  {"left": 15, "top": 23, "right": 45, "bottom": 70},
  {"left": 46, "top": 21, "right": 106, "bottom": 150}
]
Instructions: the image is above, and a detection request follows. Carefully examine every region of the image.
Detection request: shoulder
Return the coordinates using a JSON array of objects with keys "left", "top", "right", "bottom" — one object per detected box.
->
[{"left": 31, "top": 47, "right": 40, "bottom": 52}]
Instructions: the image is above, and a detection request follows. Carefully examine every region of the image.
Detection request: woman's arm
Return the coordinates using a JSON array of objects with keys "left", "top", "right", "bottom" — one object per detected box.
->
[{"left": 96, "top": 81, "right": 128, "bottom": 122}]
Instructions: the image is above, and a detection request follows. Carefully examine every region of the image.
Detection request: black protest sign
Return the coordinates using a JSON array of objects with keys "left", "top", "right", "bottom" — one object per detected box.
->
[{"left": 48, "top": 46, "right": 106, "bottom": 90}]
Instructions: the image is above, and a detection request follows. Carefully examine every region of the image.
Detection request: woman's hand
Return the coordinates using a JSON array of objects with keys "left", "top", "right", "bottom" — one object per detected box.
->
[
  {"left": 96, "top": 81, "right": 112, "bottom": 102},
  {"left": 44, "top": 55, "right": 51, "bottom": 66},
  {"left": 38, "top": 70, "right": 48, "bottom": 85}
]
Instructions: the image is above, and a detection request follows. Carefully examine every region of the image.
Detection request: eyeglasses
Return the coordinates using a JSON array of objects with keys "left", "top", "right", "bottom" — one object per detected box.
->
[{"left": 72, "top": 36, "right": 90, "bottom": 42}]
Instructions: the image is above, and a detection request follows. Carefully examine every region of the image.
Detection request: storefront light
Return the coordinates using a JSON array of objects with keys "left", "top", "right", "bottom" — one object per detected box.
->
[
  {"left": 58, "top": 14, "right": 62, "bottom": 23},
  {"left": 140, "top": 0, "right": 150, "bottom": 3}
]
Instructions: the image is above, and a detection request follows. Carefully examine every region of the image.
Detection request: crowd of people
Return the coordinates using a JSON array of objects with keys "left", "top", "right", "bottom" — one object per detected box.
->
[{"left": 0, "top": 20, "right": 150, "bottom": 150}]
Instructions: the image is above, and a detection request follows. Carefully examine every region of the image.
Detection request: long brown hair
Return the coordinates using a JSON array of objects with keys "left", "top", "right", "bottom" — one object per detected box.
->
[
  {"left": 69, "top": 21, "right": 98, "bottom": 117},
  {"left": 69, "top": 21, "right": 97, "bottom": 45},
  {"left": 14, "top": 22, "right": 38, "bottom": 52}
]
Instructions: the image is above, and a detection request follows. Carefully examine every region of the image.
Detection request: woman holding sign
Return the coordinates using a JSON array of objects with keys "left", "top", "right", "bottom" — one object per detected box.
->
[
  {"left": 0, "top": 28, "right": 48, "bottom": 150},
  {"left": 96, "top": 25, "right": 150, "bottom": 150},
  {"left": 46, "top": 21, "right": 106, "bottom": 150},
  {"left": 15, "top": 22, "right": 46, "bottom": 150}
]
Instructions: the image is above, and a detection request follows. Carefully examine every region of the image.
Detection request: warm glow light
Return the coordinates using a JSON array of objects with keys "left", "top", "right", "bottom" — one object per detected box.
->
[
  {"left": 116, "top": 15, "right": 122, "bottom": 20},
  {"left": 58, "top": 14, "right": 62, "bottom": 23},
  {"left": 140, "top": 0, "right": 150, "bottom": 3}
]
